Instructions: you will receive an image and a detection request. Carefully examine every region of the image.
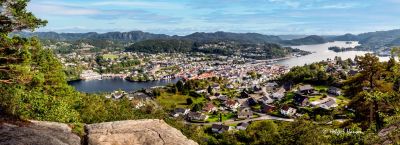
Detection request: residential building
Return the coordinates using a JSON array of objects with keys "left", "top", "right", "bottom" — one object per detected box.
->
[
  {"left": 211, "top": 124, "right": 233, "bottom": 134},
  {"left": 294, "top": 93, "right": 309, "bottom": 106},
  {"left": 280, "top": 106, "right": 297, "bottom": 117},
  {"left": 328, "top": 87, "right": 341, "bottom": 96},
  {"left": 225, "top": 99, "right": 240, "bottom": 110},
  {"left": 299, "top": 85, "right": 315, "bottom": 95},
  {"left": 171, "top": 108, "right": 190, "bottom": 117},
  {"left": 187, "top": 112, "right": 208, "bottom": 121},
  {"left": 236, "top": 122, "right": 249, "bottom": 130},
  {"left": 319, "top": 99, "right": 338, "bottom": 110},
  {"left": 261, "top": 104, "right": 276, "bottom": 113},
  {"left": 237, "top": 107, "right": 253, "bottom": 119},
  {"left": 203, "top": 103, "right": 217, "bottom": 113}
]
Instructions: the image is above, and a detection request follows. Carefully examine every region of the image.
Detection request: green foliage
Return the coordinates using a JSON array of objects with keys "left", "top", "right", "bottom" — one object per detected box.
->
[
  {"left": 126, "top": 39, "right": 193, "bottom": 53},
  {"left": 186, "top": 98, "right": 193, "bottom": 105},
  {"left": 281, "top": 35, "right": 327, "bottom": 46},
  {"left": 0, "top": 0, "right": 48, "bottom": 33},
  {"left": 280, "top": 62, "right": 335, "bottom": 85},
  {"left": 206, "top": 120, "right": 331, "bottom": 145},
  {"left": 0, "top": 0, "right": 165, "bottom": 125}
]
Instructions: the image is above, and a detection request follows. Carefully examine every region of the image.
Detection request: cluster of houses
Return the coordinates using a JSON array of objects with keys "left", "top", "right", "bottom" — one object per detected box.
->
[
  {"left": 105, "top": 90, "right": 155, "bottom": 109},
  {"left": 170, "top": 82, "right": 285, "bottom": 122},
  {"left": 171, "top": 81, "right": 344, "bottom": 126},
  {"left": 282, "top": 84, "right": 342, "bottom": 117}
]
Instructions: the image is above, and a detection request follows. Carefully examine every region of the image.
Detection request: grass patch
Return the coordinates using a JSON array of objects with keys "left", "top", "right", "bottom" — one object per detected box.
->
[
  {"left": 156, "top": 92, "right": 206, "bottom": 110},
  {"left": 335, "top": 95, "right": 350, "bottom": 107},
  {"left": 103, "top": 54, "right": 118, "bottom": 60},
  {"left": 309, "top": 95, "right": 324, "bottom": 102},
  {"left": 251, "top": 104, "right": 261, "bottom": 110},
  {"left": 280, "top": 92, "right": 295, "bottom": 104},
  {"left": 206, "top": 112, "right": 235, "bottom": 122},
  {"left": 69, "top": 123, "right": 85, "bottom": 137},
  {"left": 314, "top": 85, "right": 329, "bottom": 92},
  {"left": 156, "top": 92, "right": 190, "bottom": 110}
]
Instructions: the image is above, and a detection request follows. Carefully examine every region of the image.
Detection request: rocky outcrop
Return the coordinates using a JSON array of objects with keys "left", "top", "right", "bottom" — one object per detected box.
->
[
  {"left": 0, "top": 120, "right": 81, "bottom": 145},
  {"left": 378, "top": 122, "right": 400, "bottom": 145},
  {"left": 0, "top": 119, "right": 197, "bottom": 145},
  {"left": 85, "top": 119, "right": 198, "bottom": 145}
]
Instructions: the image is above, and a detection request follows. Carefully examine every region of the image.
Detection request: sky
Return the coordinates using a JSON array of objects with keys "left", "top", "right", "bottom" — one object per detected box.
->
[{"left": 28, "top": 0, "right": 400, "bottom": 35}]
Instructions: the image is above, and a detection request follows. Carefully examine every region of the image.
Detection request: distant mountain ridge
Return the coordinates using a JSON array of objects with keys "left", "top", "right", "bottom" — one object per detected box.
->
[
  {"left": 332, "top": 29, "right": 400, "bottom": 50},
  {"left": 16, "top": 29, "right": 400, "bottom": 50},
  {"left": 16, "top": 31, "right": 283, "bottom": 44},
  {"left": 182, "top": 31, "right": 282, "bottom": 43},
  {"left": 15, "top": 31, "right": 171, "bottom": 42},
  {"left": 281, "top": 35, "right": 327, "bottom": 46}
]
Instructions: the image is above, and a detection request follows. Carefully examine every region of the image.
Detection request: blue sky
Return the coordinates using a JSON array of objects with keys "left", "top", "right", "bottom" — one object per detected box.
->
[{"left": 28, "top": 0, "right": 400, "bottom": 35}]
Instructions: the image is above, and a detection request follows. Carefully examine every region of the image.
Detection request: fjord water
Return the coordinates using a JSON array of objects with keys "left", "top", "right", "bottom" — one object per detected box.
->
[
  {"left": 69, "top": 78, "right": 180, "bottom": 93},
  {"left": 276, "top": 41, "right": 384, "bottom": 68}
]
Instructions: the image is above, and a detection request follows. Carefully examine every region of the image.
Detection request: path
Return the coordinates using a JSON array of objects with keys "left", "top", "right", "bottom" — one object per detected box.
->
[{"left": 185, "top": 113, "right": 294, "bottom": 125}]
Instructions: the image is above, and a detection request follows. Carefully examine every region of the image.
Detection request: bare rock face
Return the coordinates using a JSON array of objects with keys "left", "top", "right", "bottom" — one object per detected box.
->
[
  {"left": 0, "top": 120, "right": 81, "bottom": 145},
  {"left": 85, "top": 119, "right": 198, "bottom": 145},
  {"left": 378, "top": 122, "right": 400, "bottom": 145}
]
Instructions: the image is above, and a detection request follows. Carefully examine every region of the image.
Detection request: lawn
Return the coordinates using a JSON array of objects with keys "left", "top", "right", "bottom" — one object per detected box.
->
[
  {"left": 335, "top": 95, "right": 351, "bottom": 107},
  {"left": 314, "top": 85, "right": 329, "bottom": 92},
  {"left": 206, "top": 112, "right": 235, "bottom": 122},
  {"left": 280, "top": 92, "right": 295, "bottom": 104},
  {"left": 156, "top": 92, "right": 189, "bottom": 109},
  {"left": 309, "top": 95, "right": 324, "bottom": 102},
  {"left": 156, "top": 92, "right": 205, "bottom": 110},
  {"left": 103, "top": 54, "right": 118, "bottom": 60}
]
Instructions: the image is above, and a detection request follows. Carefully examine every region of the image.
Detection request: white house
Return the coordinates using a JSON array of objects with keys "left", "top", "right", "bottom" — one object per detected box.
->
[
  {"left": 212, "top": 124, "right": 233, "bottom": 134},
  {"left": 259, "top": 96, "right": 274, "bottom": 105},
  {"left": 224, "top": 100, "right": 241, "bottom": 111},
  {"left": 272, "top": 88, "right": 286, "bottom": 100},
  {"left": 171, "top": 108, "right": 190, "bottom": 117},
  {"left": 319, "top": 99, "right": 338, "bottom": 110},
  {"left": 280, "top": 106, "right": 297, "bottom": 117}
]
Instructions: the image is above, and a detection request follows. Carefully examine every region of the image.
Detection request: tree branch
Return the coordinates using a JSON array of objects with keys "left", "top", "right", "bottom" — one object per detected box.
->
[{"left": 0, "top": 79, "right": 13, "bottom": 84}]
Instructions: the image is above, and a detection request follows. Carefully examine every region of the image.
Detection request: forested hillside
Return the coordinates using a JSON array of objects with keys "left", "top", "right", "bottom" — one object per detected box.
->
[
  {"left": 0, "top": 0, "right": 163, "bottom": 132},
  {"left": 333, "top": 29, "right": 400, "bottom": 50}
]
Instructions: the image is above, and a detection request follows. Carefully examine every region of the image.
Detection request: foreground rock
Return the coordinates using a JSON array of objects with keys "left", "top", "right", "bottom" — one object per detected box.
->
[
  {"left": 378, "top": 122, "right": 400, "bottom": 145},
  {"left": 85, "top": 119, "right": 198, "bottom": 145},
  {"left": 0, "top": 120, "right": 81, "bottom": 145}
]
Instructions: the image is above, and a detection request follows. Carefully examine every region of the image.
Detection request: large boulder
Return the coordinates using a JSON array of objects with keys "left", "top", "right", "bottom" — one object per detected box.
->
[
  {"left": 85, "top": 119, "right": 198, "bottom": 145},
  {"left": 0, "top": 120, "right": 81, "bottom": 145}
]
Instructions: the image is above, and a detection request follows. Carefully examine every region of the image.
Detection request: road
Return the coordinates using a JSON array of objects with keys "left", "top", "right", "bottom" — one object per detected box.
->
[{"left": 185, "top": 113, "right": 294, "bottom": 125}]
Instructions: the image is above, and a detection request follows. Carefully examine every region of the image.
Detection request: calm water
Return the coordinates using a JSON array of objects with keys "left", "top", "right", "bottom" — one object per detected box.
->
[
  {"left": 69, "top": 78, "right": 180, "bottom": 93},
  {"left": 276, "top": 41, "right": 389, "bottom": 68}
]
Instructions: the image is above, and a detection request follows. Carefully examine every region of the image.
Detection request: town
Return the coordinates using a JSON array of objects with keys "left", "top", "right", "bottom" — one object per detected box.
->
[{"left": 99, "top": 54, "right": 359, "bottom": 134}]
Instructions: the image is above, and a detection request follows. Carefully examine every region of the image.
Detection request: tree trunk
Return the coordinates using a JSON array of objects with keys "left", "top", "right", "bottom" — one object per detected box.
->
[
  {"left": 374, "top": 100, "right": 381, "bottom": 131},
  {"left": 369, "top": 104, "right": 374, "bottom": 127}
]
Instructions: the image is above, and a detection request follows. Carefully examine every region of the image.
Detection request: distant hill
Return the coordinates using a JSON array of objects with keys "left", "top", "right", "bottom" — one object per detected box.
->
[
  {"left": 15, "top": 31, "right": 282, "bottom": 44},
  {"left": 14, "top": 31, "right": 171, "bottom": 42},
  {"left": 390, "top": 38, "right": 400, "bottom": 46},
  {"left": 125, "top": 39, "right": 306, "bottom": 59},
  {"left": 331, "top": 33, "right": 358, "bottom": 41},
  {"left": 280, "top": 35, "right": 327, "bottom": 46},
  {"left": 332, "top": 29, "right": 400, "bottom": 50},
  {"left": 182, "top": 31, "right": 282, "bottom": 43},
  {"left": 277, "top": 35, "right": 308, "bottom": 40}
]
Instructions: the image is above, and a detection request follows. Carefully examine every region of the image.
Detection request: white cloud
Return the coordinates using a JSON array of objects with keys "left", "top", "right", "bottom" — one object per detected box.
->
[
  {"left": 91, "top": 1, "right": 184, "bottom": 9},
  {"left": 320, "top": 3, "right": 358, "bottom": 9},
  {"left": 267, "top": 0, "right": 300, "bottom": 8},
  {"left": 29, "top": 3, "right": 100, "bottom": 16}
]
